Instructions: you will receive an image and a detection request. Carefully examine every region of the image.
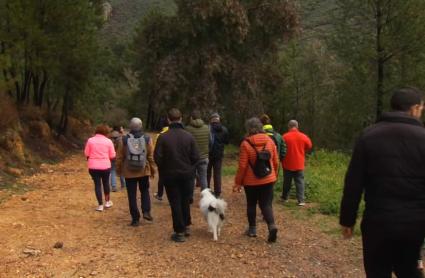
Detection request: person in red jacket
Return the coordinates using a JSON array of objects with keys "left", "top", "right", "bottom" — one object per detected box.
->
[
  {"left": 234, "top": 117, "right": 279, "bottom": 242},
  {"left": 281, "top": 120, "right": 312, "bottom": 206}
]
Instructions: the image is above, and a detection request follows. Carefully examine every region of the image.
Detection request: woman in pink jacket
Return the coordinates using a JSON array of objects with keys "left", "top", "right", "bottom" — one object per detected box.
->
[{"left": 84, "top": 124, "right": 116, "bottom": 211}]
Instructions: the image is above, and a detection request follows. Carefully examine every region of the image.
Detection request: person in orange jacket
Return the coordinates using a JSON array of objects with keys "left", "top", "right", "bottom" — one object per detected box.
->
[
  {"left": 281, "top": 120, "right": 312, "bottom": 206},
  {"left": 234, "top": 117, "right": 279, "bottom": 242}
]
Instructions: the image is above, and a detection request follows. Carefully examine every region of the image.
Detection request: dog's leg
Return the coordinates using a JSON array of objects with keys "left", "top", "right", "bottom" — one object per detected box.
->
[{"left": 213, "top": 225, "right": 218, "bottom": 241}]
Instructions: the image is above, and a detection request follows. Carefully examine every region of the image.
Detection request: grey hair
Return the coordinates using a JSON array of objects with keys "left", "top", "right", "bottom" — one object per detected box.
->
[
  {"left": 129, "top": 117, "right": 143, "bottom": 131},
  {"left": 288, "top": 120, "right": 299, "bottom": 129},
  {"left": 245, "top": 117, "right": 264, "bottom": 135}
]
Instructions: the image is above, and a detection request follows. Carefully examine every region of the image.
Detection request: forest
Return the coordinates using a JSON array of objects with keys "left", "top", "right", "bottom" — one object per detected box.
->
[{"left": 2, "top": 0, "right": 425, "bottom": 148}]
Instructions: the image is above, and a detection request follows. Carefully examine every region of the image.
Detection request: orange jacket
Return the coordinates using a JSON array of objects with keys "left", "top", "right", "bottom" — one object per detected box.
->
[
  {"left": 282, "top": 128, "right": 312, "bottom": 171},
  {"left": 235, "top": 133, "right": 279, "bottom": 186}
]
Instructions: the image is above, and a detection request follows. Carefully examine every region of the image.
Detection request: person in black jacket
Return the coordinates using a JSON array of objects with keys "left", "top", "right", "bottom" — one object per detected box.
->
[
  {"left": 207, "top": 113, "right": 229, "bottom": 197},
  {"left": 340, "top": 87, "right": 425, "bottom": 278},
  {"left": 154, "top": 108, "right": 200, "bottom": 242}
]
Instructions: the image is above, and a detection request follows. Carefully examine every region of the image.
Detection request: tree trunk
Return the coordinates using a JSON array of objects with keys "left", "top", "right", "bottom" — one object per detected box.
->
[
  {"left": 58, "top": 89, "right": 70, "bottom": 136},
  {"left": 376, "top": 0, "right": 384, "bottom": 119}
]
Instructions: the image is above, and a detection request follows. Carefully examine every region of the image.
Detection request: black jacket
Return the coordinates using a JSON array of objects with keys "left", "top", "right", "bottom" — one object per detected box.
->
[
  {"left": 340, "top": 112, "right": 425, "bottom": 227},
  {"left": 154, "top": 122, "right": 200, "bottom": 179},
  {"left": 209, "top": 122, "right": 229, "bottom": 160}
]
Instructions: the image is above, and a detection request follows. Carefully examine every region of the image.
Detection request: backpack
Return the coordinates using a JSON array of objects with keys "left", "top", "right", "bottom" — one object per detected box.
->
[
  {"left": 125, "top": 133, "right": 147, "bottom": 170},
  {"left": 245, "top": 139, "right": 272, "bottom": 178}
]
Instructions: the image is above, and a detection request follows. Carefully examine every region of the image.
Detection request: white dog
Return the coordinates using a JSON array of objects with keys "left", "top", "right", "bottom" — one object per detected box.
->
[{"left": 199, "top": 189, "right": 227, "bottom": 241}]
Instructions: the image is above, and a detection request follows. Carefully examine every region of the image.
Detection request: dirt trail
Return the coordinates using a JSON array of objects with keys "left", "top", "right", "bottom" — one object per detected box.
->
[{"left": 0, "top": 154, "right": 363, "bottom": 277}]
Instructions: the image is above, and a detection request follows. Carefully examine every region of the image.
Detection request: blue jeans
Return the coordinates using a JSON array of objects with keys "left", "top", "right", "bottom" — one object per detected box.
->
[
  {"left": 196, "top": 158, "right": 209, "bottom": 190},
  {"left": 110, "top": 160, "right": 125, "bottom": 189}
]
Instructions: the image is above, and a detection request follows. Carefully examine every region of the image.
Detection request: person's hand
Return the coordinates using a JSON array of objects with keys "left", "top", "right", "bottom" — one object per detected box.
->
[
  {"left": 233, "top": 184, "right": 242, "bottom": 193},
  {"left": 341, "top": 225, "right": 354, "bottom": 239}
]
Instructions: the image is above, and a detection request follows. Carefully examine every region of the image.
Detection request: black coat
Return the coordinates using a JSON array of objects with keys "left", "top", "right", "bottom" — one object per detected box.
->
[
  {"left": 154, "top": 122, "right": 200, "bottom": 179},
  {"left": 209, "top": 122, "right": 229, "bottom": 160},
  {"left": 340, "top": 112, "right": 425, "bottom": 227}
]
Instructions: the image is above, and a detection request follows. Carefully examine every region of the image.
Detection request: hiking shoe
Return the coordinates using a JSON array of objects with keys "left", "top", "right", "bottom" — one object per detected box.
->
[
  {"left": 268, "top": 228, "right": 278, "bottom": 243},
  {"left": 245, "top": 226, "right": 257, "bottom": 237},
  {"left": 189, "top": 197, "right": 194, "bottom": 205},
  {"left": 104, "top": 201, "right": 113, "bottom": 208},
  {"left": 96, "top": 205, "right": 104, "bottom": 212},
  {"left": 154, "top": 193, "right": 163, "bottom": 201},
  {"left": 418, "top": 260, "right": 424, "bottom": 270},
  {"left": 280, "top": 196, "right": 288, "bottom": 202},
  {"left": 130, "top": 220, "right": 140, "bottom": 227},
  {"left": 298, "top": 202, "right": 306, "bottom": 206},
  {"left": 171, "top": 233, "right": 186, "bottom": 243},
  {"left": 143, "top": 212, "right": 153, "bottom": 221},
  {"left": 184, "top": 227, "right": 191, "bottom": 237},
  {"left": 112, "top": 187, "right": 117, "bottom": 192}
]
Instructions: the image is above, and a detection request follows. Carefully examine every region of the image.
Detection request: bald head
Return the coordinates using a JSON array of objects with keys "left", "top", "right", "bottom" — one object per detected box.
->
[{"left": 288, "top": 120, "right": 299, "bottom": 129}]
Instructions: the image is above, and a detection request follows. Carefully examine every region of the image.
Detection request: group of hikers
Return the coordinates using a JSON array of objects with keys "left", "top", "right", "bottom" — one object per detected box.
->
[
  {"left": 84, "top": 109, "right": 312, "bottom": 243},
  {"left": 84, "top": 86, "right": 425, "bottom": 277}
]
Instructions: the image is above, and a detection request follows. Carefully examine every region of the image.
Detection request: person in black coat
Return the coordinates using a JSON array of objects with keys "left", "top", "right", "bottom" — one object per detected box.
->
[
  {"left": 340, "top": 87, "right": 425, "bottom": 278},
  {"left": 154, "top": 108, "right": 200, "bottom": 242},
  {"left": 207, "top": 113, "right": 229, "bottom": 197}
]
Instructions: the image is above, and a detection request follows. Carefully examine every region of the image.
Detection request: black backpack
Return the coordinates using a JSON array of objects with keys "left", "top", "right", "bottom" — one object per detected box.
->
[{"left": 245, "top": 139, "right": 272, "bottom": 178}]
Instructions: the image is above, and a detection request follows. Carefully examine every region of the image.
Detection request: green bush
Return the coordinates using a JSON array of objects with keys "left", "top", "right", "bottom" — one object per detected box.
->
[{"left": 303, "top": 150, "right": 350, "bottom": 215}]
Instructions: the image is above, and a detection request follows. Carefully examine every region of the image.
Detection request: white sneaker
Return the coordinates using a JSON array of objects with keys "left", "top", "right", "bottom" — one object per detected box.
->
[
  {"left": 298, "top": 202, "right": 306, "bottom": 206},
  {"left": 96, "top": 205, "right": 104, "bottom": 211},
  {"left": 104, "top": 201, "right": 113, "bottom": 208}
]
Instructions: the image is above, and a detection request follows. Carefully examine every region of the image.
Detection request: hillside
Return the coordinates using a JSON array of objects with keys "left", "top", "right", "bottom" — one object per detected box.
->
[{"left": 100, "top": 0, "right": 175, "bottom": 44}]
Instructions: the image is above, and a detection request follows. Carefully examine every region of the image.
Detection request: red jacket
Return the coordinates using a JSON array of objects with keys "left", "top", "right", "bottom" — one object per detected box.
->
[
  {"left": 282, "top": 128, "right": 312, "bottom": 171},
  {"left": 235, "top": 133, "right": 279, "bottom": 186}
]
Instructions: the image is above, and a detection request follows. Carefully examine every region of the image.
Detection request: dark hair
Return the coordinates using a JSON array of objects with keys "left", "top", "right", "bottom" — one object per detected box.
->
[
  {"left": 259, "top": 114, "right": 271, "bottom": 125},
  {"left": 191, "top": 110, "right": 201, "bottom": 120},
  {"left": 168, "top": 108, "right": 182, "bottom": 122},
  {"left": 391, "top": 87, "right": 424, "bottom": 112},
  {"left": 112, "top": 126, "right": 120, "bottom": 132},
  {"left": 95, "top": 124, "right": 110, "bottom": 136}
]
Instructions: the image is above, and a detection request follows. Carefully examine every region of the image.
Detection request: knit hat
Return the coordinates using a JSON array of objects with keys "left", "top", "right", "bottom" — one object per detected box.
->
[{"left": 210, "top": 113, "right": 220, "bottom": 122}]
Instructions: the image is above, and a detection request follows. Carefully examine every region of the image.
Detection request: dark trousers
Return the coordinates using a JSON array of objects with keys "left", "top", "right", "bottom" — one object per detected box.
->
[
  {"left": 282, "top": 170, "right": 305, "bottom": 202},
  {"left": 164, "top": 177, "right": 193, "bottom": 233},
  {"left": 89, "top": 169, "right": 111, "bottom": 205},
  {"left": 361, "top": 219, "right": 425, "bottom": 278},
  {"left": 125, "top": 176, "right": 151, "bottom": 221},
  {"left": 157, "top": 176, "right": 164, "bottom": 197},
  {"left": 207, "top": 157, "right": 223, "bottom": 195},
  {"left": 244, "top": 184, "right": 275, "bottom": 228}
]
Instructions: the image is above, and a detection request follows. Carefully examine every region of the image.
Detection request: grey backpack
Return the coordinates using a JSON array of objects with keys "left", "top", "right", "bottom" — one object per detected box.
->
[{"left": 125, "top": 134, "right": 147, "bottom": 170}]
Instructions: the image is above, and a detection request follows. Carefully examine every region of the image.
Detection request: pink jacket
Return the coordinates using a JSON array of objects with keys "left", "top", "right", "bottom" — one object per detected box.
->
[{"left": 84, "top": 134, "right": 116, "bottom": 170}]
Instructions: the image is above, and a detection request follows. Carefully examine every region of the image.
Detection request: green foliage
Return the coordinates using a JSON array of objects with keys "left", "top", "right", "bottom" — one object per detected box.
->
[
  {"left": 304, "top": 150, "right": 350, "bottom": 215},
  {"left": 0, "top": 0, "right": 104, "bottom": 132}
]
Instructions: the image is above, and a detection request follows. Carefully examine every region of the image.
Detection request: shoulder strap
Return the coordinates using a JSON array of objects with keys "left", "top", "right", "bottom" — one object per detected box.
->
[{"left": 244, "top": 138, "right": 258, "bottom": 154}]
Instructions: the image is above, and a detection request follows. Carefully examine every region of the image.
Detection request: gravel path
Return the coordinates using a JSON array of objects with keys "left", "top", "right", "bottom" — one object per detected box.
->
[{"left": 0, "top": 154, "right": 363, "bottom": 277}]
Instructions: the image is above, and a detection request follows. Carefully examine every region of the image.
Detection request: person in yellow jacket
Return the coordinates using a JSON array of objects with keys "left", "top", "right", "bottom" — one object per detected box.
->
[{"left": 153, "top": 124, "right": 169, "bottom": 200}]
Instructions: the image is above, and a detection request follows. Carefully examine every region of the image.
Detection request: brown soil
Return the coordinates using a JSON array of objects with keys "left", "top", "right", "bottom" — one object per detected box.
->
[{"left": 0, "top": 154, "right": 364, "bottom": 277}]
